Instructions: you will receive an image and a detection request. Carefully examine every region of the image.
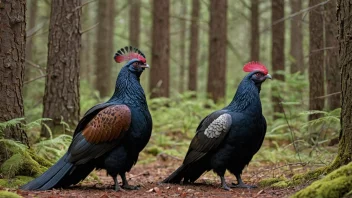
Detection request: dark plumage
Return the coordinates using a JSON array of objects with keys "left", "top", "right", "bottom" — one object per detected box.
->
[
  {"left": 21, "top": 46, "right": 152, "bottom": 191},
  {"left": 162, "top": 62, "right": 271, "bottom": 190}
]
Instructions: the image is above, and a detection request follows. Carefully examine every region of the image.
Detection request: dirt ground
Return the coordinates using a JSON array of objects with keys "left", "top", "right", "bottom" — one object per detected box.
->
[{"left": 8, "top": 156, "right": 307, "bottom": 198}]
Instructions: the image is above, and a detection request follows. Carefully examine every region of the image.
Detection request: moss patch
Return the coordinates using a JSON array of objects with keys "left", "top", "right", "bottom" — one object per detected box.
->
[
  {"left": 258, "top": 177, "right": 286, "bottom": 187},
  {"left": 85, "top": 171, "right": 102, "bottom": 184},
  {"left": 28, "top": 150, "right": 53, "bottom": 167},
  {"left": 145, "top": 145, "right": 163, "bottom": 156},
  {"left": 292, "top": 162, "right": 352, "bottom": 198},
  {"left": 0, "top": 176, "right": 34, "bottom": 188},
  {"left": 291, "top": 167, "right": 326, "bottom": 186},
  {"left": 0, "top": 152, "right": 48, "bottom": 178},
  {"left": 272, "top": 180, "right": 290, "bottom": 188},
  {"left": 0, "top": 191, "right": 22, "bottom": 198}
]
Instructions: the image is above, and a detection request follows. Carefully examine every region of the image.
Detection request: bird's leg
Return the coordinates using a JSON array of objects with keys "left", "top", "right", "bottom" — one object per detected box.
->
[
  {"left": 230, "top": 174, "right": 257, "bottom": 188},
  {"left": 220, "top": 176, "right": 231, "bottom": 191},
  {"left": 113, "top": 176, "right": 120, "bottom": 191},
  {"left": 120, "top": 172, "right": 140, "bottom": 190}
]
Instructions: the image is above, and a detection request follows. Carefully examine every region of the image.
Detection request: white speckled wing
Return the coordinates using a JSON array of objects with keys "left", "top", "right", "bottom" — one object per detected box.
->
[{"left": 204, "top": 113, "right": 232, "bottom": 138}]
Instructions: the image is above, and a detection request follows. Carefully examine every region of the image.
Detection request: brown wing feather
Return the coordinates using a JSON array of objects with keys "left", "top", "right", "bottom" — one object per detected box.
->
[{"left": 82, "top": 105, "right": 131, "bottom": 143}]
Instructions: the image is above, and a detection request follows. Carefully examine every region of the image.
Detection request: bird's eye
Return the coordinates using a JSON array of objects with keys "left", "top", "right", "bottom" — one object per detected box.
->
[{"left": 255, "top": 73, "right": 263, "bottom": 77}]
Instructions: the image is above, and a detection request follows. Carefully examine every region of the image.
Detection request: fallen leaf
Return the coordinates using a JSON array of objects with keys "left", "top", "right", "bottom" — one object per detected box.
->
[
  {"left": 181, "top": 192, "right": 187, "bottom": 198},
  {"left": 256, "top": 189, "right": 264, "bottom": 196},
  {"left": 154, "top": 187, "right": 161, "bottom": 195},
  {"left": 146, "top": 188, "right": 154, "bottom": 193}
]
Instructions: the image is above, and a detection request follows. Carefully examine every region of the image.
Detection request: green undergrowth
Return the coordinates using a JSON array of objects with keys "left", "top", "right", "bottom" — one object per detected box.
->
[
  {"left": 292, "top": 162, "right": 352, "bottom": 198},
  {"left": 0, "top": 118, "right": 73, "bottom": 188},
  {"left": 0, "top": 191, "right": 22, "bottom": 198},
  {"left": 0, "top": 176, "right": 33, "bottom": 188},
  {"left": 259, "top": 167, "right": 327, "bottom": 189},
  {"left": 258, "top": 177, "right": 287, "bottom": 187},
  {"left": 0, "top": 151, "right": 51, "bottom": 178},
  {"left": 144, "top": 92, "right": 222, "bottom": 159}
]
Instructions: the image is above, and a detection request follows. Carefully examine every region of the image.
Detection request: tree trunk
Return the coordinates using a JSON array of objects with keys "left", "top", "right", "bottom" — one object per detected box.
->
[
  {"left": 207, "top": 0, "right": 227, "bottom": 103},
  {"left": 271, "top": 0, "right": 285, "bottom": 119},
  {"left": 42, "top": 0, "right": 81, "bottom": 137},
  {"left": 150, "top": 0, "right": 170, "bottom": 98},
  {"left": 80, "top": 4, "right": 92, "bottom": 84},
  {"left": 179, "top": 0, "right": 187, "bottom": 93},
  {"left": 25, "top": 0, "right": 38, "bottom": 82},
  {"left": 250, "top": 0, "right": 260, "bottom": 61},
  {"left": 80, "top": 6, "right": 88, "bottom": 82},
  {"left": 0, "top": 0, "right": 27, "bottom": 144},
  {"left": 95, "top": 0, "right": 115, "bottom": 98},
  {"left": 308, "top": 0, "right": 325, "bottom": 121},
  {"left": 290, "top": 0, "right": 304, "bottom": 74},
  {"left": 129, "top": 0, "right": 140, "bottom": 47},
  {"left": 325, "top": 0, "right": 340, "bottom": 110},
  {"left": 291, "top": 2, "right": 352, "bottom": 197},
  {"left": 330, "top": 0, "right": 352, "bottom": 169},
  {"left": 188, "top": 0, "right": 200, "bottom": 94}
]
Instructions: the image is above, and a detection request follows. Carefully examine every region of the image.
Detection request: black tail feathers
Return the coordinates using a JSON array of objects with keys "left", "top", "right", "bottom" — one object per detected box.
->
[
  {"left": 20, "top": 153, "right": 74, "bottom": 190},
  {"left": 162, "top": 165, "right": 187, "bottom": 184}
]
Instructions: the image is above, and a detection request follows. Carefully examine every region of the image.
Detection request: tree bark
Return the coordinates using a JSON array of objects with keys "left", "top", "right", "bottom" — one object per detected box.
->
[
  {"left": 330, "top": 0, "right": 352, "bottom": 169},
  {"left": 95, "top": 0, "right": 115, "bottom": 98},
  {"left": 291, "top": 3, "right": 352, "bottom": 196},
  {"left": 207, "top": 0, "right": 227, "bottom": 103},
  {"left": 42, "top": 0, "right": 81, "bottom": 137},
  {"left": 325, "top": 0, "right": 340, "bottom": 110},
  {"left": 188, "top": 0, "right": 200, "bottom": 94},
  {"left": 308, "top": 0, "right": 325, "bottom": 121},
  {"left": 271, "top": 0, "right": 285, "bottom": 119},
  {"left": 25, "top": 0, "right": 38, "bottom": 82},
  {"left": 250, "top": 0, "right": 260, "bottom": 61},
  {"left": 150, "top": 0, "right": 170, "bottom": 98},
  {"left": 129, "top": 0, "right": 140, "bottom": 47},
  {"left": 290, "top": 0, "right": 304, "bottom": 74},
  {"left": 179, "top": 0, "right": 187, "bottom": 93},
  {"left": 0, "top": 0, "right": 27, "bottom": 144}
]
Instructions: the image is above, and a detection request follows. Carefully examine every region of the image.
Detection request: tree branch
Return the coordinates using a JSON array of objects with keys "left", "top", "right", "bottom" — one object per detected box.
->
[
  {"left": 24, "top": 74, "right": 47, "bottom": 85},
  {"left": 261, "top": 0, "right": 330, "bottom": 33}
]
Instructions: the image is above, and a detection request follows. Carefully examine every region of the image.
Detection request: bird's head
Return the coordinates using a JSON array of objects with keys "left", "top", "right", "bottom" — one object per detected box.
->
[
  {"left": 243, "top": 62, "right": 272, "bottom": 85},
  {"left": 114, "top": 46, "right": 149, "bottom": 74}
]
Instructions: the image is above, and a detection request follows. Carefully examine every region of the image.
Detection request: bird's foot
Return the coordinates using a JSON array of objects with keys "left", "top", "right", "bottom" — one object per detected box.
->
[
  {"left": 122, "top": 184, "right": 140, "bottom": 190},
  {"left": 221, "top": 183, "right": 232, "bottom": 191},
  {"left": 113, "top": 184, "right": 123, "bottom": 192},
  {"left": 230, "top": 182, "right": 257, "bottom": 189}
]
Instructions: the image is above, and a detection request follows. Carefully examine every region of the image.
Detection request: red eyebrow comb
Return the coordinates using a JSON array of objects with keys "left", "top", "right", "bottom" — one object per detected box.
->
[
  {"left": 114, "top": 46, "right": 146, "bottom": 64},
  {"left": 243, "top": 61, "right": 268, "bottom": 75}
]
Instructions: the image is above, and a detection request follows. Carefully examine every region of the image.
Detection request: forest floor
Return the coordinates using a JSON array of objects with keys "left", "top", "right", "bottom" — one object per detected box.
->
[{"left": 8, "top": 155, "right": 311, "bottom": 198}]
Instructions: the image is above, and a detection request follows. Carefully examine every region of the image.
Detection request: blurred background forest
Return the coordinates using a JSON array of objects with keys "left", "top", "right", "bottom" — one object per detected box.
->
[{"left": 0, "top": 0, "right": 345, "bottom": 195}]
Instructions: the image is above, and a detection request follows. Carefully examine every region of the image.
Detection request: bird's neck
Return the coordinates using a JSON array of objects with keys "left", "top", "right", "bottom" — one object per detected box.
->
[
  {"left": 108, "top": 67, "right": 147, "bottom": 107},
  {"left": 226, "top": 79, "right": 262, "bottom": 114}
]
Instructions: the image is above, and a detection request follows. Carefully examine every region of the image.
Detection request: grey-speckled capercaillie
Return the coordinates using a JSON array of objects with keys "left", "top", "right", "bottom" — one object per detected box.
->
[{"left": 162, "top": 62, "right": 272, "bottom": 190}]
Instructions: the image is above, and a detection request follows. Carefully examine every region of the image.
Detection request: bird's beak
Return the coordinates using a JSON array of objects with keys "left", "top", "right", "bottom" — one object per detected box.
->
[
  {"left": 265, "top": 74, "right": 272, "bottom": 79},
  {"left": 141, "top": 64, "right": 150, "bottom": 68}
]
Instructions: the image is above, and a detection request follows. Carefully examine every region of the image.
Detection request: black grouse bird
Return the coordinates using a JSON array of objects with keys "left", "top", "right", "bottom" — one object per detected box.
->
[
  {"left": 21, "top": 46, "right": 152, "bottom": 191},
  {"left": 162, "top": 62, "right": 271, "bottom": 190}
]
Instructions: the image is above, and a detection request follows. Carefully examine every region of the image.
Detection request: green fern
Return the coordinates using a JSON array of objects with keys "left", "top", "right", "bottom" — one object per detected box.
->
[
  {"left": 0, "top": 118, "right": 25, "bottom": 138},
  {"left": 33, "top": 134, "right": 72, "bottom": 162}
]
